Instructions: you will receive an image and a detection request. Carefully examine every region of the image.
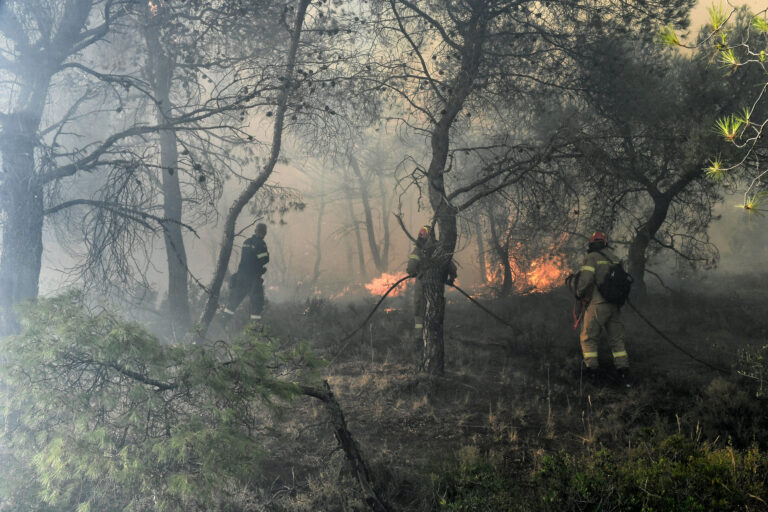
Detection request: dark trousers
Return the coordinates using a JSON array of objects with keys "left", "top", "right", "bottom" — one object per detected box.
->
[{"left": 227, "top": 273, "right": 265, "bottom": 316}]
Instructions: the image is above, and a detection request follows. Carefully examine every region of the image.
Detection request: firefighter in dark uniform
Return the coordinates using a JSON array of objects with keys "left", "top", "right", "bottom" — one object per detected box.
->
[
  {"left": 224, "top": 223, "right": 270, "bottom": 322},
  {"left": 406, "top": 225, "right": 457, "bottom": 340},
  {"left": 576, "top": 231, "right": 631, "bottom": 387}
]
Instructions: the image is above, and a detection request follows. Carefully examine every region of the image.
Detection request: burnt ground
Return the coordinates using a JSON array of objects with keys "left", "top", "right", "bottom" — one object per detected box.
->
[{"left": 230, "top": 276, "right": 768, "bottom": 511}]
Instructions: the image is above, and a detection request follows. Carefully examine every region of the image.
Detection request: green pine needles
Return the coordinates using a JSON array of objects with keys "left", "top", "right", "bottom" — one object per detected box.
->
[
  {"left": 0, "top": 292, "right": 320, "bottom": 511},
  {"left": 714, "top": 113, "right": 743, "bottom": 141}
]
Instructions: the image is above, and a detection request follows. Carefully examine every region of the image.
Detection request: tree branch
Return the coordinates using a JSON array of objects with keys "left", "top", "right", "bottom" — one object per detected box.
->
[
  {"left": 44, "top": 198, "right": 199, "bottom": 237},
  {"left": 107, "top": 361, "right": 177, "bottom": 391},
  {"left": 394, "top": 0, "right": 461, "bottom": 51},
  {"left": 301, "top": 381, "right": 392, "bottom": 512}
]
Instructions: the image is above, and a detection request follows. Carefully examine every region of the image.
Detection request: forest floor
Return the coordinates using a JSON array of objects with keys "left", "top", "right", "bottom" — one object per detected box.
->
[{"left": 223, "top": 275, "right": 768, "bottom": 511}]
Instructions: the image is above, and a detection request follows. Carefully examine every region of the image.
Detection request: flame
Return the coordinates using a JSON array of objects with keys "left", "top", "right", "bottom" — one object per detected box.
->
[
  {"left": 485, "top": 242, "right": 569, "bottom": 294},
  {"left": 148, "top": 1, "right": 159, "bottom": 15},
  {"left": 526, "top": 254, "right": 568, "bottom": 293},
  {"left": 365, "top": 272, "right": 410, "bottom": 296}
]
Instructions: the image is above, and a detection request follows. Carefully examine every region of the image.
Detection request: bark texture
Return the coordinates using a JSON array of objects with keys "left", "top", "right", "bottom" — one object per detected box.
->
[
  {"left": 145, "top": 15, "right": 191, "bottom": 331},
  {"left": 419, "top": 9, "right": 485, "bottom": 375},
  {"left": 302, "top": 381, "right": 391, "bottom": 512},
  {"left": 0, "top": 119, "right": 44, "bottom": 334}
]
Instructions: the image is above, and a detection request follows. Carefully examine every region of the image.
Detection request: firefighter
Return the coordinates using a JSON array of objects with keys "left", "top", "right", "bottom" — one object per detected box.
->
[
  {"left": 224, "top": 223, "right": 270, "bottom": 322},
  {"left": 576, "top": 231, "right": 631, "bottom": 387},
  {"left": 406, "top": 224, "right": 457, "bottom": 340}
]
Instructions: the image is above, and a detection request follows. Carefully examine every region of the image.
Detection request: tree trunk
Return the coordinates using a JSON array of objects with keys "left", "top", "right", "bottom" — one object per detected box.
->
[
  {"left": 0, "top": 95, "right": 47, "bottom": 335},
  {"left": 0, "top": 1, "right": 90, "bottom": 334},
  {"left": 474, "top": 215, "right": 487, "bottom": 284},
  {"left": 0, "top": 128, "right": 44, "bottom": 334},
  {"left": 145, "top": 19, "right": 190, "bottom": 332},
  {"left": 419, "top": 11, "right": 484, "bottom": 375},
  {"left": 301, "top": 382, "right": 392, "bottom": 512},
  {"left": 197, "top": 0, "right": 311, "bottom": 336},
  {"left": 344, "top": 176, "right": 367, "bottom": 280},
  {"left": 310, "top": 198, "right": 325, "bottom": 288},
  {"left": 349, "top": 154, "right": 384, "bottom": 272},
  {"left": 488, "top": 212, "right": 513, "bottom": 296},
  {"left": 420, "top": 266, "right": 446, "bottom": 374},
  {"left": 627, "top": 197, "right": 671, "bottom": 297},
  {"left": 377, "top": 173, "right": 391, "bottom": 270}
]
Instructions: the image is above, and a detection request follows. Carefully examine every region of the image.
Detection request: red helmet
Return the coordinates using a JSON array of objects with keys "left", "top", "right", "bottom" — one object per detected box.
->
[
  {"left": 418, "top": 225, "right": 432, "bottom": 239},
  {"left": 589, "top": 231, "right": 607, "bottom": 244}
]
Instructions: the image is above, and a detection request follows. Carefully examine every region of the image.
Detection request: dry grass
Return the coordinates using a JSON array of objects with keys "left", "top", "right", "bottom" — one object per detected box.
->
[{"left": 251, "top": 283, "right": 768, "bottom": 510}]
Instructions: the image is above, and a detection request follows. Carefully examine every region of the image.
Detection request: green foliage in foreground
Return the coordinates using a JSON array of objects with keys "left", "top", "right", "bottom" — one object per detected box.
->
[
  {"left": 438, "top": 435, "right": 768, "bottom": 511},
  {"left": 0, "top": 292, "right": 320, "bottom": 511}
]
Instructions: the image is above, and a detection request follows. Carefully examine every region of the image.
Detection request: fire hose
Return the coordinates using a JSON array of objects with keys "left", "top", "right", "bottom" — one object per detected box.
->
[
  {"left": 331, "top": 275, "right": 732, "bottom": 376},
  {"left": 625, "top": 299, "right": 730, "bottom": 375},
  {"left": 564, "top": 273, "right": 730, "bottom": 375},
  {"left": 331, "top": 276, "right": 521, "bottom": 363},
  {"left": 329, "top": 275, "right": 413, "bottom": 364}
]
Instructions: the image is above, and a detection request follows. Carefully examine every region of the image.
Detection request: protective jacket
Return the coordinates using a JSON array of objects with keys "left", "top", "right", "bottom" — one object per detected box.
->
[
  {"left": 576, "top": 246, "right": 628, "bottom": 370},
  {"left": 226, "top": 234, "right": 269, "bottom": 319},
  {"left": 237, "top": 234, "right": 269, "bottom": 277},
  {"left": 577, "top": 247, "right": 620, "bottom": 304}
]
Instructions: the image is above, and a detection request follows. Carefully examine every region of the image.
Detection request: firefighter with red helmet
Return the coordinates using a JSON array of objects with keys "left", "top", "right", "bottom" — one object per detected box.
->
[
  {"left": 576, "top": 231, "right": 631, "bottom": 387},
  {"left": 407, "top": 224, "right": 457, "bottom": 341}
]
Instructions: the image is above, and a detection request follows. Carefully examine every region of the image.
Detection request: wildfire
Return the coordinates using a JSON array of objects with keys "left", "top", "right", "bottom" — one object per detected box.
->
[
  {"left": 148, "top": 1, "right": 159, "bottom": 15},
  {"left": 526, "top": 254, "right": 569, "bottom": 293},
  {"left": 485, "top": 243, "right": 569, "bottom": 294},
  {"left": 365, "top": 272, "right": 410, "bottom": 297}
]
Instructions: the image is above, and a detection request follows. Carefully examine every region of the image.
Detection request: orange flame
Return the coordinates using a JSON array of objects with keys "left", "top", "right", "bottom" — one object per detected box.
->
[
  {"left": 526, "top": 254, "right": 568, "bottom": 293},
  {"left": 485, "top": 243, "right": 569, "bottom": 294},
  {"left": 365, "top": 272, "right": 410, "bottom": 296}
]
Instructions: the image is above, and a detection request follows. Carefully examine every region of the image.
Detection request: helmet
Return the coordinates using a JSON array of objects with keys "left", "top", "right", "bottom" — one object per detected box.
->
[
  {"left": 418, "top": 225, "right": 432, "bottom": 240},
  {"left": 589, "top": 231, "right": 607, "bottom": 244}
]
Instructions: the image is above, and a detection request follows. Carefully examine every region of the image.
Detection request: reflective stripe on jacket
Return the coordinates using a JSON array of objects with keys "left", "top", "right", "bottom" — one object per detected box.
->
[
  {"left": 238, "top": 234, "right": 269, "bottom": 276},
  {"left": 577, "top": 247, "right": 619, "bottom": 304}
]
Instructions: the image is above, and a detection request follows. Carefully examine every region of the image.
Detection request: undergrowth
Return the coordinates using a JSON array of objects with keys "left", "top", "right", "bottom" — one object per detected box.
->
[{"left": 437, "top": 434, "right": 768, "bottom": 511}]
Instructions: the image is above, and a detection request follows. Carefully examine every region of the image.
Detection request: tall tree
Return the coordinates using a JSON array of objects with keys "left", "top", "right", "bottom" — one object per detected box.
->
[
  {"left": 372, "top": 0, "right": 691, "bottom": 374},
  {"left": 564, "top": 36, "right": 738, "bottom": 293},
  {"left": 0, "top": 0, "right": 275, "bottom": 334},
  {"left": 196, "top": 0, "right": 313, "bottom": 336},
  {"left": 143, "top": 3, "right": 190, "bottom": 330},
  {"left": 0, "top": 0, "right": 134, "bottom": 334}
]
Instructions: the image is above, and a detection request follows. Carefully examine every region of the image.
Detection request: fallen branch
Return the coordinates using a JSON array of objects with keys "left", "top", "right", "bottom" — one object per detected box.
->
[{"left": 301, "top": 381, "right": 391, "bottom": 512}]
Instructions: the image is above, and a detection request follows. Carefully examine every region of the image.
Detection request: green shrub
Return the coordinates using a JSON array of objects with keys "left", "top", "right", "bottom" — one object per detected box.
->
[
  {"left": 438, "top": 435, "right": 768, "bottom": 511},
  {"left": 0, "top": 292, "right": 319, "bottom": 511},
  {"left": 434, "top": 462, "right": 518, "bottom": 511}
]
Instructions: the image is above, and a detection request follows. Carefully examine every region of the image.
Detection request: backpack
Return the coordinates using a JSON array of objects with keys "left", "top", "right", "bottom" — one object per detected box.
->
[{"left": 596, "top": 251, "right": 633, "bottom": 306}]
